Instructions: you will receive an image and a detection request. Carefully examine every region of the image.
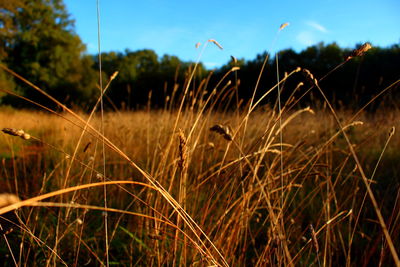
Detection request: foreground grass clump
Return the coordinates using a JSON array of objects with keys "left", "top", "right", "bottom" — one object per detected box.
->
[{"left": 0, "top": 105, "right": 399, "bottom": 266}]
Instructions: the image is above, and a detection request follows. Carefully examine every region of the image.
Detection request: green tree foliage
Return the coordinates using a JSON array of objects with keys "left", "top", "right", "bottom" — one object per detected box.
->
[
  {"left": 0, "top": 0, "right": 97, "bottom": 107},
  {"left": 96, "top": 43, "right": 398, "bottom": 110},
  {"left": 95, "top": 49, "right": 205, "bottom": 109},
  {"left": 0, "top": 0, "right": 25, "bottom": 97},
  {"left": 213, "top": 42, "right": 400, "bottom": 110},
  {"left": 0, "top": 0, "right": 24, "bottom": 57}
]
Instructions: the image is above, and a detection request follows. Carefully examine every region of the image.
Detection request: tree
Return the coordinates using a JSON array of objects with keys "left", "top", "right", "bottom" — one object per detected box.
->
[
  {"left": 0, "top": 0, "right": 97, "bottom": 107},
  {"left": 0, "top": 0, "right": 25, "bottom": 98}
]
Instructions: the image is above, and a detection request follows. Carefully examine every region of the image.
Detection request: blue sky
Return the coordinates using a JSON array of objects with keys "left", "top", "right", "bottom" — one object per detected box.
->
[{"left": 64, "top": 0, "right": 400, "bottom": 68}]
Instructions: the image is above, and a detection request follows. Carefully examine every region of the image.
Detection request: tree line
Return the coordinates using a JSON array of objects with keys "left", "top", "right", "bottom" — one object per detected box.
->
[
  {"left": 213, "top": 43, "right": 400, "bottom": 110},
  {"left": 1, "top": 0, "right": 399, "bottom": 110}
]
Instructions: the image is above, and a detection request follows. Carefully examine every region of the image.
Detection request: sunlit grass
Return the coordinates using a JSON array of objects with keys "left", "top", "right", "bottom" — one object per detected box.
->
[{"left": 0, "top": 102, "right": 399, "bottom": 266}]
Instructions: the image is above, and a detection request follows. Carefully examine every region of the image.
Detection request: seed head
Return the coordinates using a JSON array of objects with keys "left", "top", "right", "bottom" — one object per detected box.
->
[
  {"left": 177, "top": 129, "right": 188, "bottom": 169},
  {"left": 110, "top": 71, "right": 119, "bottom": 81},
  {"left": 302, "top": 69, "right": 319, "bottom": 86},
  {"left": 210, "top": 124, "right": 233, "bottom": 141},
  {"left": 389, "top": 126, "right": 395, "bottom": 137},
  {"left": 208, "top": 39, "right": 223, "bottom": 50},
  {"left": 231, "top": 55, "right": 237, "bottom": 64},
  {"left": 345, "top": 42, "right": 372, "bottom": 61},
  {"left": 279, "top": 22, "right": 289, "bottom": 30},
  {"left": 2, "top": 128, "right": 31, "bottom": 140}
]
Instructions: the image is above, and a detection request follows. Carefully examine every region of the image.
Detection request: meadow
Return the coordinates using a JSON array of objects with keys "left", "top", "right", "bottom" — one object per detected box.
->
[{"left": 0, "top": 42, "right": 400, "bottom": 266}]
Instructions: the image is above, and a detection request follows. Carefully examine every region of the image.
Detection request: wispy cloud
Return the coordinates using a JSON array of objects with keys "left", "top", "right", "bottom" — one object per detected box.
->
[
  {"left": 306, "top": 21, "right": 328, "bottom": 33},
  {"left": 296, "top": 31, "right": 317, "bottom": 46}
]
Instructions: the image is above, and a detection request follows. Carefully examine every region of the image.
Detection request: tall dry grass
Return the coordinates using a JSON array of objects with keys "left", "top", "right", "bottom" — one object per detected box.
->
[{"left": 0, "top": 43, "right": 399, "bottom": 267}]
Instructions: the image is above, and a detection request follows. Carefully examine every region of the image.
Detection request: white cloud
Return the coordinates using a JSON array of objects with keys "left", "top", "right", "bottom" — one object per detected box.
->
[
  {"left": 306, "top": 21, "right": 328, "bottom": 33},
  {"left": 296, "top": 31, "right": 317, "bottom": 46}
]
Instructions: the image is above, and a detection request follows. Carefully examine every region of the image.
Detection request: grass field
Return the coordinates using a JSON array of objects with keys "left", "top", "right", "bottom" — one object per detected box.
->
[
  {"left": 0, "top": 88, "right": 399, "bottom": 266},
  {"left": 0, "top": 41, "right": 399, "bottom": 266}
]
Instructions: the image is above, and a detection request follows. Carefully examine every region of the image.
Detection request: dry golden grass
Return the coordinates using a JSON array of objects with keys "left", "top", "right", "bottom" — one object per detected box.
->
[
  {"left": 0, "top": 44, "right": 399, "bottom": 266},
  {"left": 0, "top": 105, "right": 399, "bottom": 266}
]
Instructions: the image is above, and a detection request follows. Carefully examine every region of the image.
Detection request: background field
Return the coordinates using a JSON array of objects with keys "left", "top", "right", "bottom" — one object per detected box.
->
[{"left": 0, "top": 98, "right": 399, "bottom": 266}]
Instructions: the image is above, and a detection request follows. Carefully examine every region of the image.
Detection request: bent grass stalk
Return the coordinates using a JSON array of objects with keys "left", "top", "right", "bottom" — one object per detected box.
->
[{"left": 0, "top": 181, "right": 211, "bottom": 258}]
